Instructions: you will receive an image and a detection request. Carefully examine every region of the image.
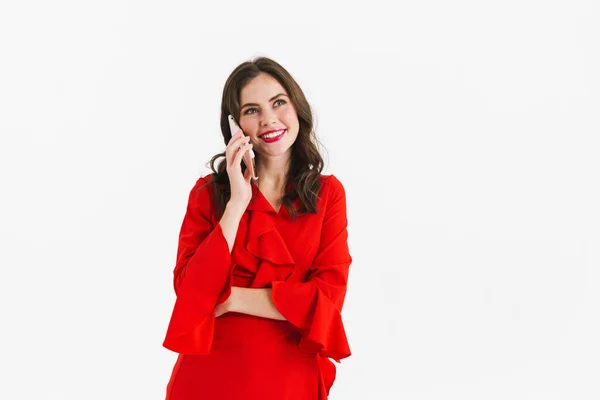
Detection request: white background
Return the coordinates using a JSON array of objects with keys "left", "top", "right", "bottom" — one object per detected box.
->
[{"left": 1, "top": 1, "right": 599, "bottom": 399}]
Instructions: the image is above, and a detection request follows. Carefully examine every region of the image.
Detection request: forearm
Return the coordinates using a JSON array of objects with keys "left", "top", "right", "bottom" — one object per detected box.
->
[
  {"left": 219, "top": 201, "right": 246, "bottom": 253},
  {"left": 230, "top": 287, "right": 287, "bottom": 321}
]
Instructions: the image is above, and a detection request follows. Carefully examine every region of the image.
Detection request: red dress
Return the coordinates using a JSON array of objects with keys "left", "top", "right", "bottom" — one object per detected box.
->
[{"left": 162, "top": 173, "right": 352, "bottom": 399}]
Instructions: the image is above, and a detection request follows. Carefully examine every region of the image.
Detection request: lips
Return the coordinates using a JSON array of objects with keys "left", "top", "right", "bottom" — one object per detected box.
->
[{"left": 260, "top": 129, "right": 286, "bottom": 143}]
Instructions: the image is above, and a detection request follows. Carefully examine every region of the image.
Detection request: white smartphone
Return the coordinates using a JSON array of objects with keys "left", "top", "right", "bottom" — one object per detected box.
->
[{"left": 228, "top": 114, "right": 257, "bottom": 180}]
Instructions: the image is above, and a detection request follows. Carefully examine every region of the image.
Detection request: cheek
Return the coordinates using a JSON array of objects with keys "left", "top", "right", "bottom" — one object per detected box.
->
[
  {"left": 281, "top": 108, "right": 298, "bottom": 125},
  {"left": 240, "top": 120, "right": 255, "bottom": 133}
]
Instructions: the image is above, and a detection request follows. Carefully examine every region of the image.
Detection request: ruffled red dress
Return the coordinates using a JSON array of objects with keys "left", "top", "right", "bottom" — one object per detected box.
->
[{"left": 162, "top": 173, "right": 352, "bottom": 399}]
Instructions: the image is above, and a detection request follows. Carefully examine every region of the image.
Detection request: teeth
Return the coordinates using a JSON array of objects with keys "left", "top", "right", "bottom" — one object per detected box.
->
[{"left": 261, "top": 130, "right": 284, "bottom": 139}]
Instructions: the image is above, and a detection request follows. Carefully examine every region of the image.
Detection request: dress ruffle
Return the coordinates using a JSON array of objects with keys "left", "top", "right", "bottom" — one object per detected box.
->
[
  {"left": 271, "top": 280, "right": 351, "bottom": 362},
  {"left": 244, "top": 182, "right": 300, "bottom": 287}
]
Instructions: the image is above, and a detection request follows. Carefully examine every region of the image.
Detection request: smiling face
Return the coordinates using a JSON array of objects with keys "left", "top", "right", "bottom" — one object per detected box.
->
[{"left": 238, "top": 73, "right": 299, "bottom": 161}]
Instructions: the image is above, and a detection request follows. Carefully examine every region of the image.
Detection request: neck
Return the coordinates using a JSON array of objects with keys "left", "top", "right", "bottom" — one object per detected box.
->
[{"left": 255, "top": 153, "right": 291, "bottom": 188}]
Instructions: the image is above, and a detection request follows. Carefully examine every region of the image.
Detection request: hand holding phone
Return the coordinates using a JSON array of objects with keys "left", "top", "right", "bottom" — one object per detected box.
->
[{"left": 228, "top": 115, "right": 258, "bottom": 180}]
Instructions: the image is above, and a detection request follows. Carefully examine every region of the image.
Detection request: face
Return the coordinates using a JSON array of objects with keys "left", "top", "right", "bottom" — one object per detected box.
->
[{"left": 238, "top": 73, "right": 299, "bottom": 160}]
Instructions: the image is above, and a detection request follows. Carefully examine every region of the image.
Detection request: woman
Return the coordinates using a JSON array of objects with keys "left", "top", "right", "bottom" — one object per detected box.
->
[{"left": 162, "top": 56, "right": 352, "bottom": 399}]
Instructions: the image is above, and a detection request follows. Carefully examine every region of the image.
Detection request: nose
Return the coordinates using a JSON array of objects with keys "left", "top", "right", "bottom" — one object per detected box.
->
[{"left": 260, "top": 108, "right": 278, "bottom": 127}]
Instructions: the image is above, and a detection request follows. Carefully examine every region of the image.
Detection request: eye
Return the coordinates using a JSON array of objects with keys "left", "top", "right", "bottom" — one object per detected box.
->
[{"left": 243, "top": 99, "right": 287, "bottom": 115}]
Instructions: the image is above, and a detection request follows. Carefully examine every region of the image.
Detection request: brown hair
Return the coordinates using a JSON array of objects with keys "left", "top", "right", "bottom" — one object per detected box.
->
[{"left": 200, "top": 56, "right": 326, "bottom": 221}]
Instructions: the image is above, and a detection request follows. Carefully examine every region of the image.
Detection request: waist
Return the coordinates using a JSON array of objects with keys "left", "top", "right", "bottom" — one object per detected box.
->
[{"left": 212, "top": 312, "right": 301, "bottom": 348}]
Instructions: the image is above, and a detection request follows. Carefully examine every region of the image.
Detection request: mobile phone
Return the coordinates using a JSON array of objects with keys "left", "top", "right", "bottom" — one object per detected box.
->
[{"left": 228, "top": 114, "right": 257, "bottom": 180}]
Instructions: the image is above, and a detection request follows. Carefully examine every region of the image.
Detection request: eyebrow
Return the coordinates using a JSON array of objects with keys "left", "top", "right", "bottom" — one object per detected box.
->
[{"left": 240, "top": 93, "right": 288, "bottom": 109}]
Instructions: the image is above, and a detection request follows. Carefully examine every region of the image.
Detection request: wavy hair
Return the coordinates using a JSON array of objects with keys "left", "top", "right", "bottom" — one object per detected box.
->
[{"left": 200, "top": 56, "right": 326, "bottom": 221}]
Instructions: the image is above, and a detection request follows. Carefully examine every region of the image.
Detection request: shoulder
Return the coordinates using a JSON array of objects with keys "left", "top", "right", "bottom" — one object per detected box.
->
[
  {"left": 197, "top": 172, "right": 216, "bottom": 185},
  {"left": 319, "top": 173, "right": 346, "bottom": 194},
  {"left": 192, "top": 173, "right": 217, "bottom": 193},
  {"left": 318, "top": 174, "right": 347, "bottom": 207},
  {"left": 186, "top": 173, "right": 218, "bottom": 211}
]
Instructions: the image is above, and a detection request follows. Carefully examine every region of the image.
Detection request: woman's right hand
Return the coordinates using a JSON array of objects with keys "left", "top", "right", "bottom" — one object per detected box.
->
[{"left": 226, "top": 128, "right": 254, "bottom": 207}]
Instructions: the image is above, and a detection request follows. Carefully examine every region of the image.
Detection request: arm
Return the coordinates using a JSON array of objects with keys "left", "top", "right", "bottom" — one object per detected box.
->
[
  {"left": 273, "top": 176, "right": 352, "bottom": 362},
  {"left": 216, "top": 287, "right": 287, "bottom": 320},
  {"left": 163, "top": 176, "right": 244, "bottom": 354},
  {"left": 219, "top": 201, "right": 246, "bottom": 253}
]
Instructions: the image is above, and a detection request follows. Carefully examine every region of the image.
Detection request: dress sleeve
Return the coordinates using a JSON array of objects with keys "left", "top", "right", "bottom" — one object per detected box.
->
[
  {"left": 270, "top": 175, "right": 352, "bottom": 363},
  {"left": 162, "top": 176, "right": 234, "bottom": 354}
]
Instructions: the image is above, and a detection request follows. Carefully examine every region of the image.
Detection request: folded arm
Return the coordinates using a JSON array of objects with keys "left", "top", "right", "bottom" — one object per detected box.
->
[{"left": 216, "top": 287, "right": 287, "bottom": 320}]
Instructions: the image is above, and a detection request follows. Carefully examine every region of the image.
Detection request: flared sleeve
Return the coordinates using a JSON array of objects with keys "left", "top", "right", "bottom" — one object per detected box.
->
[
  {"left": 162, "top": 176, "right": 234, "bottom": 354},
  {"left": 270, "top": 175, "right": 352, "bottom": 363}
]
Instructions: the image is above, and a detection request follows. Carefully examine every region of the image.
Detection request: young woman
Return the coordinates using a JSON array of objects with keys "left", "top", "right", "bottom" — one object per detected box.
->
[{"left": 162, "top": 56, "right": 352, "bottom": 399}]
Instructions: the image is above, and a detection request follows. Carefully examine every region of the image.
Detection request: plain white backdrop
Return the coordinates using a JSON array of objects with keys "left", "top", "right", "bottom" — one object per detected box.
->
[{"left": 1, "top": 1, "right": 598, "bottom": 399}]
